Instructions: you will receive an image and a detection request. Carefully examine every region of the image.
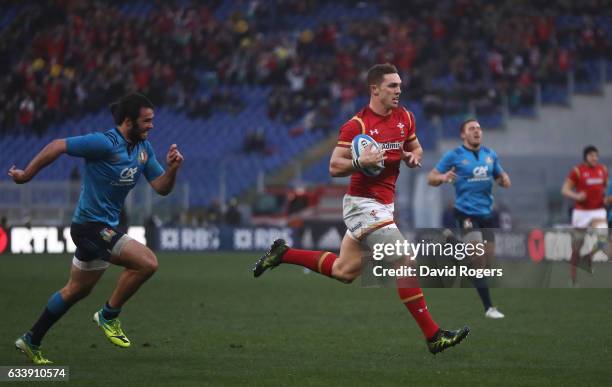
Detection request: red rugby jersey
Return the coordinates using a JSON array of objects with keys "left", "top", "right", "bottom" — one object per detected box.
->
[
  {"left": 336, "top": 105, "right": 417, "bottom": 204},
  {"left": 567, "top": 163, "right": 608, "bottom": 210}
]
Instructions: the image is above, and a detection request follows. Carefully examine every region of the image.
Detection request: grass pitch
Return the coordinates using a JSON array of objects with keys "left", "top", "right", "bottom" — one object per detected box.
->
[{"left": 1, "top": 253, "right": 610, "bottom": 386}]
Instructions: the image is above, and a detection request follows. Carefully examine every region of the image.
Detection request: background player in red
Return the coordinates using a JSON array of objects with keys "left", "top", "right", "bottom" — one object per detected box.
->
[
  {"left": 253, "top": 63, "right": 469, "bottom": 354},
  {"left": 561, "top": 145, "right": 608, "bottom": 284}
]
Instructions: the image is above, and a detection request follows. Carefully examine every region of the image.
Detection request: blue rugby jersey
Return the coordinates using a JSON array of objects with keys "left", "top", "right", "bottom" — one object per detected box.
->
[
  {"left": 66, "top": 128, "right": 164, "bottom": 226},
  {"left": 435, "top": 145, "right": 504, "bottom": 217}
]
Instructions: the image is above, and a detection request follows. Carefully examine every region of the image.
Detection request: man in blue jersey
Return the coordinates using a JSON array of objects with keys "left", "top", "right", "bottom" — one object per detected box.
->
[
  {"left": 8, "top": 93, "right": 184, "bottom": 364},
  {"left": 427, "top": 119, "right": 511, "bottom": 319}
]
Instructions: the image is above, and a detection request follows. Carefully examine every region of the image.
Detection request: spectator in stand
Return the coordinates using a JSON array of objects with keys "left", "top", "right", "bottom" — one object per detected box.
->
[
  {"left": 225, "top": 198, "right": 242, "bottom": 226},
  {"left": 242, "top": 128, "right": 268, "bottom": 154},
  {"left": 206, "top": 200, "right": 223, "bottom": 225},
  {"left": 0, "top": 0, "right": 610, "bottom": 133},
  {"left": 18, "top": 94, "right": 35, "bottom": 128}
]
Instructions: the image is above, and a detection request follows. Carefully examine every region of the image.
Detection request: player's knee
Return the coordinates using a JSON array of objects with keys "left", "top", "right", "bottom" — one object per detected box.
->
[
  {"left": 140, "top": 252, "right": 158, "bottom": 276},
  {"left": 332, "top": 268, "right": 357, "bottom": 284},
  {"left": 141, "top": 260, "right": 158, "bottom": 277},
  {"left": 337, "top": 274, "right": 356, "bottom": 284}
]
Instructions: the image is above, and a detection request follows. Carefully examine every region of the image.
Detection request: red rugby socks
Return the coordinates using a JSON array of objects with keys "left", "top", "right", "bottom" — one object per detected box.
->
[
  {"left": 281, "top": 248, "right": 338, "bottom": 277},
  {"left": 397, "top": 277, "right": 439, "bottom": 340}
]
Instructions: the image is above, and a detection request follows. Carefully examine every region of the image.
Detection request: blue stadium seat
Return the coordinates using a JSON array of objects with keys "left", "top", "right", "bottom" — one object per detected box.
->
[{"left": 2, "top": 0, "right": 609, "bottom": 206}]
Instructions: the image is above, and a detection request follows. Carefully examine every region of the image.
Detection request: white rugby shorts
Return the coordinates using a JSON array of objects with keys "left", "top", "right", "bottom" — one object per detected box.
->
[
  {"left": 343, "top": 194, "right": 396, "bottom": 241},
  {"left": 571, "top": 208, "right": 608, "bottom": 228}
]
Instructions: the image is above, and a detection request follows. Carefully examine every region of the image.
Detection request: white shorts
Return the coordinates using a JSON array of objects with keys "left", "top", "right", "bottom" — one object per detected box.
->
[
  {"left": 343, "top": 194, "right": 396, "bottom": 241},
  {"left": 571, "top": 208, "right": 608, "bottom": 228},
  {"left": 72, "top": 256, "right": 110, "bottom": 271}
]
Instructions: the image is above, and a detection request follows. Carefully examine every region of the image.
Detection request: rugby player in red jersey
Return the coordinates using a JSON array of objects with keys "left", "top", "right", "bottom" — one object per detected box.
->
[
  {"left": 253, "top": 63, "right": 469, "bottom": 354},
  {"left": 561, "top": 145, "right": 608, "bottom": 284}
]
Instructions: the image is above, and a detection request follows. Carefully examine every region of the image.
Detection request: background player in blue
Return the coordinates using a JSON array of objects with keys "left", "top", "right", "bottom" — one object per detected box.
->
[
  {"left": 427, "top": 119, "right": 511, "bottom": 319},
  {"left": 8, "top": 93, "right": 184, "bottom": 364}
]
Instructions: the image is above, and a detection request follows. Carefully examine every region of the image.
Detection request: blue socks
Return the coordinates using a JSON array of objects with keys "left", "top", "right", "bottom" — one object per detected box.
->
[
  {"left": 29, "top": 291, "right": 72, "bottom": 346},
  {"left": 47, "top": 291, "right": 69, "bottom": 315},
  {"left": 101, "top": 302, "right": 121, "bottom": 320}
]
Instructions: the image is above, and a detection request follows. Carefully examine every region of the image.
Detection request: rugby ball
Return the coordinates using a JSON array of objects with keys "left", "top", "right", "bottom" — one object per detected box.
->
[{"left": 351, "top": 134, "right": 384, "bottom": 177}]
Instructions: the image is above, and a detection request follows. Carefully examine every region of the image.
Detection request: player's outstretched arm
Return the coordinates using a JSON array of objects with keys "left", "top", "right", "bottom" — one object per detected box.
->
[
  {"left": 8, "top": 139, "right": 67, "bottom": 184},
  {"left": 150, "top": 144, "right": 184, "bottom": 196},
  {"left": 495, "top": 172, "right": 511, "bottom": 188},
  {"left": 561, "top": 179, "right": 586, "bottom": 202},
  {"left": 427, "top": 167, "right": 456, "bottom": 186}
]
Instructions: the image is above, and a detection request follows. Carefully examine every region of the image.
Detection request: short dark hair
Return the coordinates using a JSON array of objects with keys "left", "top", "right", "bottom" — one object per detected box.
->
[
  {"left": 110, "top": 93, "right": 154, "bottom": 126},
  {"left": 460, "top": 118, "right": 479, "bottom": 133},
  {"left": 583, "top": 145, "right": 598, "bottom": 160},
  {"left": 366, "top": 63, "right": 398, "bottom": 90}
]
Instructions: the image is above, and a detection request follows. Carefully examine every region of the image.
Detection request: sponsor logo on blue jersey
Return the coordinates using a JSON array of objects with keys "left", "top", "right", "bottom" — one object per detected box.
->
[
  {"left": 112, "top": 167, "right": 139, "bottom": 186},
  {"left": 468, "top": 165, "right": 490, "bottom": 182}
]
